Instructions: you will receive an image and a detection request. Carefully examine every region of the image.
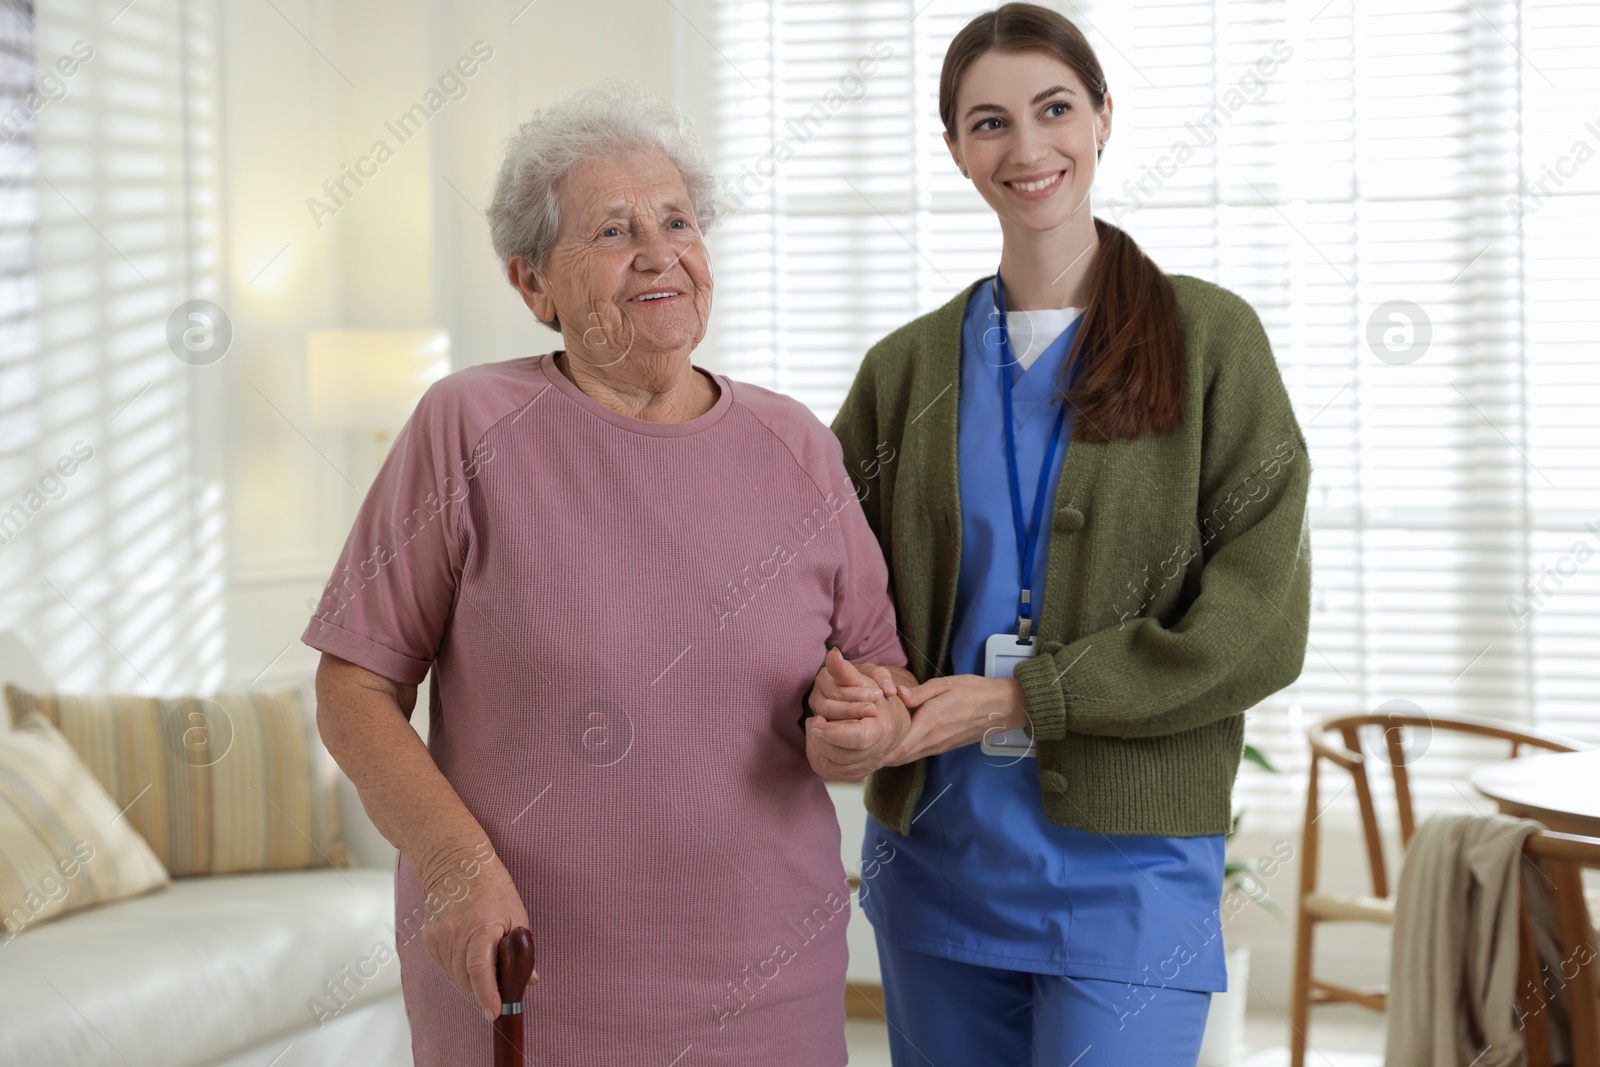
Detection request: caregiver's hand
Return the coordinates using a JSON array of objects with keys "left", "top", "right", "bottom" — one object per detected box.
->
[
  {"left": 417, "top": 840, "right": 536, "bottom": 1022},
  {"left": 885, "top": 674, "right": 1029, "bottom": 765}
]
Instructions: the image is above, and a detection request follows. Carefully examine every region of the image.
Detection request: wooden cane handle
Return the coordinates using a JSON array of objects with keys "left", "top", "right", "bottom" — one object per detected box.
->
[
  {"left": 493, "top": 927, "right": 536, "bottom": 1067},
  {"left": 497, "top": 926, "right": 537, "bottom": 1005}
]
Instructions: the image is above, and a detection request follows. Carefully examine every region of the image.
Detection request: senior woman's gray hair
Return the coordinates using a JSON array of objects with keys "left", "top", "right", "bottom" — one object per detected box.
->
[{"left": 487, "top": 82, "right": 722, "bottom": 285}]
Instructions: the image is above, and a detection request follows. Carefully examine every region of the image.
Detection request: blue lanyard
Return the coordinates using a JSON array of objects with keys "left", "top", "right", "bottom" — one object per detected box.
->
[{"left": 992, "top": 273, "right": 1069, "bottom": 643}]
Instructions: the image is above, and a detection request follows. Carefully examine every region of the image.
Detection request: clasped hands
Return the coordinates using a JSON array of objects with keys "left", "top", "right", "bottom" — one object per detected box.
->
[{"left": 804, "top": 648, "right": 1030, "bottom": 782}]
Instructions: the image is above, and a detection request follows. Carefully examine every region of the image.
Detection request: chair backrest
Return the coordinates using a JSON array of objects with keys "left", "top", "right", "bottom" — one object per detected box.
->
[
  {"left": 1519, "top": 830, "right": 1600, "bottom": 1067},
  {"left": 1305, "top": 713, "right": 1586, "bottom": 900}
]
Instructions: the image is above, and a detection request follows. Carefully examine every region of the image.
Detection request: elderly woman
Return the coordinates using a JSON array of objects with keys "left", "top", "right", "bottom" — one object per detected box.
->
[{"left": 302, "top": 84, "right": 905, "bottom": 1067}]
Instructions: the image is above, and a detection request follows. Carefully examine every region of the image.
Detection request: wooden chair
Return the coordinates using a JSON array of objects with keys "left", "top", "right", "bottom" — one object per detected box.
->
[
  {"left": 1289, "top": 712, "right": 1587, "bottom": 1067},
  {"left": 1518, "top": 830, "right": 1600, "bottom": 1067}
]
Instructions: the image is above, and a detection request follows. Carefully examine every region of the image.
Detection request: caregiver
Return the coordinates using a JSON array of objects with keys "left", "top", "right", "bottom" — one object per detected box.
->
[{"left": 805, "top": 4, "right": 1312, "bottom": 1064}]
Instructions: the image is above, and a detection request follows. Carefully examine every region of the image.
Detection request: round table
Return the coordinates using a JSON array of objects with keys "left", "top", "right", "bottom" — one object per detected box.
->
[{"left": 1469, "top": 749, "right": 1600, "bottom": 838}]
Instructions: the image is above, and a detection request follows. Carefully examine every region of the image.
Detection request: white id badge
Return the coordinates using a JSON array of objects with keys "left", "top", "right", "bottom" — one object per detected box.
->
[{"left": 980, "top": 632, "right": 1037, "bottom": 758}]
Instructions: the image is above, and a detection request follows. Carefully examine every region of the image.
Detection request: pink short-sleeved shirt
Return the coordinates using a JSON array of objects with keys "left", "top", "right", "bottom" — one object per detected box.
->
[{"left": 301, "top": 353, "right": 904, "bottom": 1067}]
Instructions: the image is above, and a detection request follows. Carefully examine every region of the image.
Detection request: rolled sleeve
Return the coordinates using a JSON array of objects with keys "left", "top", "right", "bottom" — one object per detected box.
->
[{"left": 301, "top": 381, "right": 484, "bottom": 687}]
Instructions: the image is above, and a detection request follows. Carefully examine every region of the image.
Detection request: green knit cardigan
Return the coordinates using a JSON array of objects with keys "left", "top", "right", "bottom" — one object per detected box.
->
[{"left": 832, "top": 273, "right": 1312, "bottom": 838}]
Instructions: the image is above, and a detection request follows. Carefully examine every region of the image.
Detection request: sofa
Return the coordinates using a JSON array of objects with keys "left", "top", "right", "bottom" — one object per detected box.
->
[{"left": 0, "top": 631, "right": 415, "bottom": 1067}]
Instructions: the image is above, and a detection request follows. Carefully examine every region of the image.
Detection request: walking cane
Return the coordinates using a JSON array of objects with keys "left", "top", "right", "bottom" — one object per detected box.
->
[{"left": 493, "top": 926, "right": 537, "bottom": 1067}]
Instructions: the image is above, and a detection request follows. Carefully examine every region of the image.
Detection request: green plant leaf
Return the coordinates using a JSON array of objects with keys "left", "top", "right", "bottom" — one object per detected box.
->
[
  {"left": 1242, "top": 743, "right": 1278, "bottom": 773},
  {"left": 1223, "top": 858, "right": 1254, "bottom": 878}
]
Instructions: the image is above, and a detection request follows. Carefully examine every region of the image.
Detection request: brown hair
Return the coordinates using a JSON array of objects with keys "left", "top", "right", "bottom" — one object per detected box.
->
[{"left": 940, "top": 3, "right": 1185, "bottom": 443}]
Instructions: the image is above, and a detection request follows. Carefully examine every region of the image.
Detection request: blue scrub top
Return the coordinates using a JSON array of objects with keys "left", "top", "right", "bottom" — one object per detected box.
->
[{"left": 860, "top": 281, "right": 1229, "bottom": 993}]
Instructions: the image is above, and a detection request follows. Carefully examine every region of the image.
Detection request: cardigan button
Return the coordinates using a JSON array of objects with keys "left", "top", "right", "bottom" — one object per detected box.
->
[{"left": 1053, "top": 505, "right": 1085, "bottom": 533}]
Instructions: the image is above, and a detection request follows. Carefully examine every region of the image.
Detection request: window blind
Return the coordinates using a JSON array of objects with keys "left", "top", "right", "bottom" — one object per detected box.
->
[
  {"left": 0, "top": 0, "right": 37, "bottom": 454},
  {"left": 2, "top": 0, "right": 227, "bottom": 690},
  {"left": 702, "top": 0, "right": 1600, "bottom": 823}
]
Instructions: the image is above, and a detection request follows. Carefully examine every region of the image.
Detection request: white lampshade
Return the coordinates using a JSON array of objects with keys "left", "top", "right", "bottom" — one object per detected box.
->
[{"left": 307, "top": 329, "right": 450, "bottom": 433}]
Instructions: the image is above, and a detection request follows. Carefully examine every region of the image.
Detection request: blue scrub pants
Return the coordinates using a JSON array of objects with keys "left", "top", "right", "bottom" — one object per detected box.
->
[{"left": 876, "top": 935, "right": 1212, "bottom": 1067}]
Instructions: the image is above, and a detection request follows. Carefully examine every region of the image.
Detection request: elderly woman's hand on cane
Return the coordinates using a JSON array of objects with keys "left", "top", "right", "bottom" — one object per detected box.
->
[{"left": 415, "top": 842, "right": 536, "bottom": 1023}]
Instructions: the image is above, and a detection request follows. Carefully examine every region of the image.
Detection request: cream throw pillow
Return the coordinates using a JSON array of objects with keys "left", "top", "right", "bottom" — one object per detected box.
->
[
  {"left": 4, "top": 685, "right": 350, "bottom": 877},
  {"left": 0, "top": 713, "right": 170, "bottom": 937}
]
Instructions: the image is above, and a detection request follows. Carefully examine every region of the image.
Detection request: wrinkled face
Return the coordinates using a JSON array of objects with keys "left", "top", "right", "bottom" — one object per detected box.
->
[
  {"left": 531, "top": 149, "right": 713, "bottom": 364},
  {"left": 946, "top": 49, "right": 1111, "bottom": 234}
]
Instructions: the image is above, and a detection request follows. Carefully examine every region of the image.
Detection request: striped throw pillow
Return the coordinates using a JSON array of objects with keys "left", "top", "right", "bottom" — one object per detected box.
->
[
  {"left": 1, "top": 712, "right": 170, "bottom": 937},
  {"left": 3, "top": 686, "right": 350, "bottom": 877}
]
